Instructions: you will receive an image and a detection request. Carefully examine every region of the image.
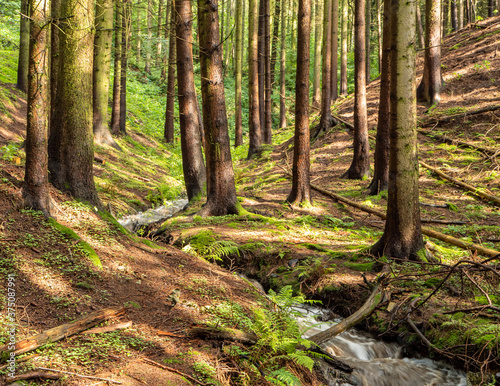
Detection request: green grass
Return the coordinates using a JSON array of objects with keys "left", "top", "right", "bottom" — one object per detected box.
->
[{"left": 0, "top": 50, "right": 17, "bottom": 83}]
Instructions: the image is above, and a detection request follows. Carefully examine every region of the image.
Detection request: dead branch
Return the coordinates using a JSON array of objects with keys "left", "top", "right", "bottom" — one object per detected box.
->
[
  {"left": 141, "top": 358, "right": 215, "bottom": 386},
  {"left": 419, "top": 104, "right": 500, "bottom": 126},
  {"left": 189, "top": 326, "right": 258, "bottom": 345},
  {"left": 5, "top": 372, "right": 60, "bottom": 383},
  {"left": 420, "top": 219, "right": 469, "bottom": 225},
  {"left": 420, "top": 161, "right": 500, "bottom": 206},
  {"left": 37, "top": 367, "right": 122, "bottom": 384},
  {"left": 82, "top": 321, "right": 132, "bottom": 334},
  {"left": 0, "top": 307, "right": 126, "bottom": 355}
]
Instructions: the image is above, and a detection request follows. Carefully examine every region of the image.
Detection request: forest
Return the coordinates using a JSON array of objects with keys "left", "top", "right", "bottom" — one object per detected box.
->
[{"left": 0, "top": 0, "right": 499, "bottom": 383}]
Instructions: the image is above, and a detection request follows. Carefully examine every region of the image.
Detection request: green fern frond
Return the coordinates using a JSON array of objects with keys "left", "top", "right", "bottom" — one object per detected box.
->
[{"left": 266, "top": 369, "right": 301, "bottom": 386}]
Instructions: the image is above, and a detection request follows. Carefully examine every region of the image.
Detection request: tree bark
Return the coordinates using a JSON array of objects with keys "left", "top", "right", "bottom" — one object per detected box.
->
[
  {"left": 263, "top": 0, "right": 272, "bottom": 144},
  {"left": 270, "top": 0, "right": 281, "bottom": 91},
  {"left": 343, "top": 0, "right": 370, "bottom": 180},
  {"left": 93, "top": 0, "right": 121, "bottom": 150},
  {"left": 340, "top": 0, "right": 348, "bottom": 95},
  {"left": 279, "top": 0, "right": 287, "bottom": 128},
  {"left": 49, "top": 0, "right": 60, "bottom": 137},
  {"left": 247, "top": 0, "right": 263, "bottom": 158},
  {"left": 48, "top": 0, "right": 102, "bottom": 207},
  {"left": 370, "top": 0, "right": 425, "bottom": 261},
  {"left": 312, "top": 0, "right": 323, "bottom": 107},
  {"left": 160, "top": 0, "right": 172, "bottom": 82},
  {"left": 416, "top": 0, "right": 425, "bottom": 49},
  {"left": 164, "top": 0, "right": 176, "bottom": 143},
  {"left": 376, "top": 0, "right": 381, "bottom": 72},
  {"left": 23, "top": 0, "right": 51, "bottom": 216},
  {"left": 319, "top": 0, "right": 334, "bottom": 131},
  {"left": 258, "top": 0, "right": 265, "bottom": 133},
  {"left": 451, "top": 0, "right": 458, "bottom": 30},
  {"left": 458, "top": 0, "right": 463, "bottom": 29},
  {"left": 176, "top": 0, "right": 207, "bottom": 201},
  {"left": 111, "top": 0, "right": 122, "bottom": 136},
  {"left": 287, "top": 0, "right": 312, "bottom": 206},
  {"left": 197, "top": 0, "right": 239, "bottom": 217},
  {"left": 417, "top": 0, "right": 442, "bottom": 106},
  {"left": 17, "top": 0, "right": 30, "bottom": 93},
  {"left": 365, "top": 0, "right": 371, "bottom": 83},
  {"left": 145, "top": 0, "right": 153, "bottom": 73},
  {"left": 119, "top": 0, "right": 131, "bottom": 135},
  {"left": 157, "top": 0, "right": 164, "bottom": 66},
  {"left": 234, "top": 0, "right": 244, "bottom": 147},
  {"left": 136, "top": 7, "right": 141, "bottom": 66},
  {"left": 331, "top": 0, "right": 339, "bottom": 102},
  {"left": 368, "top": 0, "right": 391, "bottom": 195}
]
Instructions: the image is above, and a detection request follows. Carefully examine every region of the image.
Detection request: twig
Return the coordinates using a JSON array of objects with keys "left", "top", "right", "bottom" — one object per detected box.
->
[
  {"left": 141, "top": 358, "right": 215, "bottom": 386},
  {"left": 37, "top": 367, "right": 122, "bottom": 384}
]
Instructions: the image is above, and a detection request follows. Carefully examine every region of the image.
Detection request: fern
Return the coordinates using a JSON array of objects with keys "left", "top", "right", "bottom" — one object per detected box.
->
[
  {"left": 265, "top": 369, "right": 301, "bottom": 386},
  {"left": 201, "top": 240, "right": 240, "bottom": 261}
]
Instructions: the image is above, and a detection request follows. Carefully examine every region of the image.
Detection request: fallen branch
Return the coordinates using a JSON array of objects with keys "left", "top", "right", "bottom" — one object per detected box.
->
[
  {"left": 189, "top": 326, "right": 258, "bottom": 345},
  {"left": 420, "top": 161, "right": 500, "bottom": 206},
  {"left": 82, "top": 320, "right": 132, "bottom": 334},
  {"left": 141, "top": 358, "right": 215, "bottom": 386},
  {"left": 418, "top": 129, "right": 498, "bottom": 157},
  {"left": 5, "top": 372, "right": 60, "bottom": 383},
  {"left": 37, "top": 367, "right": 122, "bottom": 384},
  {"left": 419, "top": 104, "right": 500, "bottom": 126},
  {"left": 0, "top": 307, "right": 126, "bottom": 355},
  {"left": 420, "top": 219, "right": 469, "bottom": 225},
  {"left": 308, "top": 282, "right": 386, "bottom": 344},
  {"left": 93, "top": 155, "right": 106, "bottom": 165}
]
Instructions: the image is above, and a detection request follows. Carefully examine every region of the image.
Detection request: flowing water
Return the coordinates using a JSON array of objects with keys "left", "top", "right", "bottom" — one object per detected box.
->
[
  {"left": 295, "top": 305, "right": 467, "bottom": 386},
  {"left": 118, "top": 198, "right": 188, "bottom": 232}
]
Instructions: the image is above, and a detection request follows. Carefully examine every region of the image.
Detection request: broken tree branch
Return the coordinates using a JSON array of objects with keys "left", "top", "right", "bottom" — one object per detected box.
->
[
  {"left": 189, "top": 326, "right": 258, "bottom": 345},
  {"left": 5, "top": 372, "right": 60, "bottom": 383},
  {"left": 82, "top": 321, "right": 132, "bottom": 335},
  {"left": 420, "top": 161, "right": 500, "bottom": 206},
  {"left": 0, "top": 307, "right": 126, "bottom": 355},
  {"left": 419, "top": 104, "right": 500, "bottom": 126}
]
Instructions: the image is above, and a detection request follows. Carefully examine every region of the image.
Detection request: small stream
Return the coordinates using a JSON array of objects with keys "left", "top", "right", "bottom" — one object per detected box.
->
[{"left": 295, "top": 305, "right": 467, "bottom": 386}]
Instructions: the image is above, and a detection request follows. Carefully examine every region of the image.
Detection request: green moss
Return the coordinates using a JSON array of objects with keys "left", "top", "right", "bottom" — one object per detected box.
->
[
  {"left": 344, "top": 261, "right": 375, "bottom": 272},
  {"left": 98, "top": 210, "right": 130, "bottom": 236},
  {"left": 423, "top": 277, "right": 442, "bottom": 288}
]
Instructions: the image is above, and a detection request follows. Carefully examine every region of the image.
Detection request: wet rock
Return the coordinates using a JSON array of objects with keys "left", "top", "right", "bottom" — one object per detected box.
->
[{"left": 288, "top": 258, "right": 299, "bottom": 268}]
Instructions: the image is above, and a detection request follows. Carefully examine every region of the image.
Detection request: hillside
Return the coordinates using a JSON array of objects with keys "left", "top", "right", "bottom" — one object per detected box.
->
[{"left": 0, "top": 16, "right": 500, "bottom": 386}]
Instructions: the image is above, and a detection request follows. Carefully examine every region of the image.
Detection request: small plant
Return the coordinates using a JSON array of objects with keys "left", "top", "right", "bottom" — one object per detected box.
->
[{"left": 453, "top": 72, "right": 462, "bottom": 80}]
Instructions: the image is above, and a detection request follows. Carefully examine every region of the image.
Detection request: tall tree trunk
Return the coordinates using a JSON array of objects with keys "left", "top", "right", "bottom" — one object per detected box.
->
[
  {"left": 442, "top": 0, "right": 448, "bottom": 36},
  {"left": 197, "top": 0, "right": 239, "bottom": 217},
  {"left": 331, "top": 0, "right": 339, "bottom": 102},
  {"left": 368, "top": 0, "right": 391, "bottom": 195},
  {"left": 247, "top": 0, "right": 262, "bottom": 157},
  {"left": 136, "top": 8, "right": 141, "bottom": 66},
  {"left": 376, "top": 0, "right": 381, "bottom": 72},
  {"left": 370, "top": 0, "right": 425, "bottom": 261},
  {"left": 50, "top": 0, "right": 60, "bottom": 135},
  {"left": 312, "top": 0, "right": 323, "bottom": 107},
  {"left": 119, "top": 0, "right": 131, "bottom": 135},
  {"left": 287, "top": 0, "right": 312, "bottom": 206},
  {"left": 258, "top": 0, "right": 265, "bottom": 132},
  {"left": 145, "top": 0, "right": 153, "bottom": 73},
  {"left": 458, "top": 0, "right": 463, "bottom": 28},
  {"left": 340, "top": 0, "right": 348, "bottom": 95},
  {"left": 416, "top": 0, "right": 425, "bottom": 49},
  {"left": 343, "top": 0, "right": 370, "bottom": 179},
  {"left": 93, "top": 0, "right": 121, "bottom": 150},
  {"left": 319, "top": 0, "right": 334, "bottom": 130},
  {"left": 451, "top": 0, "right": 458, "bottom": 30},
  {"left": 24, "top": 0, "right": 50, "bottom": 216},
  {"left": 234, "top": 0, "right": 244, "bottom": 147},
  {"left": 48, "top": 0, "right": 101, "bottom": 207},
  {"left": 157, "top": 0, "right": 164, "bottom": 66},
  {"left": 263, "top": 0, "right": 272, "bottom": 144},
  {"left": 17, "top": 0, "right": 30, "bottom": 93},
  {"left": 279, "top": 0, "right": 287, "bottom": 128},
  {"left": 111, "top": 0, "right": 122, "bottom": 136},
  {"left": 160, "top": 0, "right": 172, "bottom": 81},
  {"left": 164, "top": 0, "right": 176, "bottom": 143},
  {"left": 365, "top": 0, "right": 371, "bottom": 83},
  {"left": 176, "top": 0, "right": 207, "bottom": 201},
  {"left": 417, "top": 0, "right": 442, "bottom": 106},
  {"left": 488, "top": 0, "right": 494, "bottom": 17},
  {"left": 270, "top": 0, "right": 281, "bottom": 90}
]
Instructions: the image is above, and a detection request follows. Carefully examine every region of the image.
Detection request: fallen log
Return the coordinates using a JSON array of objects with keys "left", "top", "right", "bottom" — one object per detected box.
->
[
  {"left": 420, "top": 161, "right": 500, "bottom": 206},
  {"left": 419, "top": 104, "right": 500, "bottom": 126},
  {"left": 5, "top": 371, "right": 60, "bottom": 384},
  {"left": 94, "top": 155, "right": 106, "bottom": 165},
  {"left": 189, "top": 326, "right": 258, "bottom": 345},
  {"left": 0, "top": 307, "right": 126, "bottom": 355},
  {"left": 308, "top": 282, "right": 386, "bottom": 345}
]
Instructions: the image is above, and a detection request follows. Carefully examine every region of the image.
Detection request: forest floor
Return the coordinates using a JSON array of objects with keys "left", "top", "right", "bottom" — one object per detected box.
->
[{"left": 0, "top": 16, "right": 499, "bottom": 386}]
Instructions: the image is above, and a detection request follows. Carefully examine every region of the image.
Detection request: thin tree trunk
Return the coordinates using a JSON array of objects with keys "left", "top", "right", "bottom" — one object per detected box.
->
[
  {"left": 279, "top": 0, "right": 287, "bottom": 128},
  {"left": 258, "top": 0, "right": 265, "bottom": 132},
  {"left": 416, "top": 0, "right": 425, "bottom": 49},
  {"left": 287, "top": 0, "right": 312, "bottom": 206},
  {"left": 50, "top": 0, "right": 60, "bottom": 136},
  {"left": 270, "top": 0, "right": 281, "bottom": 90},
  {"left": 319, "top": 0, "right": 334, "bottom": 130},
  {"left": 368, "top": 0, "right": 391, "bottom": 195},
  {"left": 458, "top": 0, "right": 463, "bottom": 29},
  {"left": 331, "top": 0, "right": 339, "bottom": 102},
  {"left": 370, "top": 0, "right": 425, "bottom": 261},
  {"left": 451, "top": 0, "right": 458, "bottom": 30},
  {"left": 488, "top": 0, "right": 494, "bottom": 17},
  {"left": 376, "top": 0, "right": 381, "bottom": 72},
  {"left": 119, "top": 0, "right": 131, "bottom": 135},
  {"left": 164, "top": 0, "right": 176, "bottom": 143},
  {"left": 145, "top": 0, "right": 153, "bottom": 73},
  {"left": 312, "top": 0, "right": 323, "bottom": 107},
  {"left": 234, "top": 0, "right": 244, "bottom": 147},
  {"left": 160, "top": 0, "right": 172, "bottom": 81},
  {"left": 111, "top": 0, "right": 122, "bottom": 135},
  {"left": 365, "top": 0, "right": 371, "bottom": 83},
  {"left": 17, "top": 0, "right": 30, "bottom": 93},
  {"left": 93, "top": 0, "right": 121, "bottom": 150},
  {"left": 136, "top": 8, "right": 141, "bottom": 66},
  {"left": 176, "top": 0, "right": 206, "bottom": 201},
  {"left": 24, "top": 0, "right": 50, "bottom": 216},
  {"left": 340, "top": 0, "right": 348, "bottom": 95},
  {"left": 197, "top": 0, "right": 239, "bottom": 217},
  {"left": 263, "top": 0, "right": 272, "bottom": 144},
  {"left": 247, "top": 0, "right": 262, "bottom": 157},
  {"left": 157, "top": 0, "right": 164, "bottom": 66},
  {"left": 343, "top": 0, "right": 370, "bottom": 179}
]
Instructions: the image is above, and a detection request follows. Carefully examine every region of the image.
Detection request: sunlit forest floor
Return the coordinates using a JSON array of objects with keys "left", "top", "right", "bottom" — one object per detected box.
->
[{"left": 0, "top": 16, "right": 499, "bottom": 385}]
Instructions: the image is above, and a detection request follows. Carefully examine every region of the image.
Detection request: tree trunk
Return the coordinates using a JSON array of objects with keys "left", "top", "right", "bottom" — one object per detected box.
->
[
  {"left": 416, "top": 0, "right": 425, "bottom": 49},
  {"left": 319, "top": 0, "right": 334, "bottom": 130},
  {"left": 145, "top": 0, "right": 153, "bottom": 73},
  {"left": 247, "top": 0, "right": 262, "bottom": 158},
  {"left": 234, "top": 0, "right": 244, "bottom": 147},
  {"left": 157, "top": 0, "right": 164, "bottom": 66},
  {"left": 312, "top": 0, "right": 323, "bottom": 107},
  {"left": 50, "top": 0, "right": 60, "bottom": 136},
  {"left": 176, "top": 0, "right": 207, "bottom": 201},
  {"left": 488, "top": 0, "right": 494, "bottom": 17},
  {"left": 340, "top": 0, "right": 348, "bottom": 95},
  {"left": 279, "top": 0, "right": 287, "bottom": 128},
  {"left": 270, "top": 0, "right": 281, "bottom": 91},
  {"left": 458, "top": 0, "right": 463, "bottom": 29},
  {"left": 197, "top": 0, "right": 239, "bottom": 217},
  {"left": 93, "top": 0, "right": 121, "bottom": 150},
  {"left": 263, "top": 0, "right": 272, "bottom": 144},
  {"left": 23, "top": 0, "right": 50, "bottom": 216},
  {"left": 17, "top": 0, "right": 30, "bottom": 93},
  {"left": 451, "top": 0, "right": 458, "bottom": 30},
  {"left": 48, "top": 0, "right": 101, "bottom": 207},
  {"left": 376, "top": 0, "right": 381, "bottom": 72},
  {"left": 442, "top": 0, "right": 448, "bottom": 36},
  {"left": 136, "top": 8, "right": 141, "bottom": 66},
  {"left": 365, "top": 0, "right": 371, "bottom": 83},
  {"left": 111, "top": 1, "right": 122, "bottom": 136},
  {"left": 368, "top": 0, "right": 391, "bottom": 195},
  {"left": 160, "top": 0, "right": 172, "bottom": 82},
  {"left": 119, "top": 0, "right": 131, "bottom": 135},
  {"left": 331, "top": 0, "right": 339, "bottom": 102},
  {"left": 164, "top": 0, "right": 176, "bottom": 143},
  {"left": 343, "top": 0, "right": 370, "bottom": 179},
  {"left": 417, "top": 0, "right": 442, "bottom": 106},
  {"left": 370, "top": 0, "right": 425, "bottom": 261},
  {"left": 258, "top": 0, "right": 265, "bottom": 133},
  {"left": 287, "top": 0, "right": 312, "bottom": 206}
]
